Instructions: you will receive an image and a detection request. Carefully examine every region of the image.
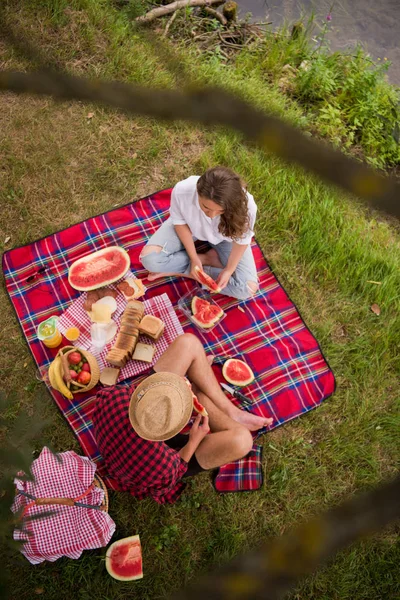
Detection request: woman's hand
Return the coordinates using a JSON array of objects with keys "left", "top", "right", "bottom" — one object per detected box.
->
[
  {"left": 188, "top": 414, "right": 210, "bottom": 448},
  {"left": 189, "top": 255, "right": 204, "bottom": 281},
  {"left": 216, "top": 268, "right": 233, "bottom": 291}
]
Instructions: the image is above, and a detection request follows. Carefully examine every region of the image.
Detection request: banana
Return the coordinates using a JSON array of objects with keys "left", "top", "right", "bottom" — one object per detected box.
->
[
  {"left": 52, "top": 356, "right": 74, "bottom": 400},
  {"left": 48, "top": 360, "right": 59, "bottom": 391}
]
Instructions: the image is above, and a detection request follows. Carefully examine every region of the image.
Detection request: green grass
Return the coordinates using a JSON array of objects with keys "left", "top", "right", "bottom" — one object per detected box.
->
[{"left": 0, "top": 1, "right": 399, "bottom": 599}]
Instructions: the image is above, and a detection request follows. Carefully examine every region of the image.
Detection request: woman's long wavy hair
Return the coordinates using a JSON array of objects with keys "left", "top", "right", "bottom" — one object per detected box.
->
[{"left": 196, "top": 166, "right": 249, "bottom": 241}]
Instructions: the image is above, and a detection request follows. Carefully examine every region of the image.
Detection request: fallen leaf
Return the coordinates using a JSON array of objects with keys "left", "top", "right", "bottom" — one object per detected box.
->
[
  {"left": 23, "top": 362, "right": 27, "bottom": 368},
  {"left": 87, "top": 112, "right": 94, "bottom": 119},
  {"left": 4, "top": 236, "right": 11, "bottom": 244},
  {"left": 131, "top": 152, "right": 138, "bottom": 159},
  {"left": 370, "top": 303, "right": 381, "bottom": 315},
  {"left": 375, "top": 425, "right": 382, "bottom": 430},
  {"left": 35, "top": 588, "right": 44, "bottom": 595}
]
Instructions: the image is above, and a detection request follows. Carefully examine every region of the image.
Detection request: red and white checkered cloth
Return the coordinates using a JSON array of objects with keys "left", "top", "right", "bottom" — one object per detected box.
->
[
  {"left": 12, "top": 447, "right": 116, "bottom": 564},
  {"left": 58, "top": 289, "right": 184, "bottom": 381}
]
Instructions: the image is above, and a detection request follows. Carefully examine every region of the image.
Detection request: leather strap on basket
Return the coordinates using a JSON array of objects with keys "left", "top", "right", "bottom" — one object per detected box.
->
[{"left": 19, "top": 483, "right": 107, "bottom": 517}]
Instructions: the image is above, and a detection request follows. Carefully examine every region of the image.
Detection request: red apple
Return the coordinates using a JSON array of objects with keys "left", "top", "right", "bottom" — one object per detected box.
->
[
  {"left": 69, "top": 370, "right": 78, "bottom": 380},
  {"left": 81, "top": 363, "right": 91, "bottom": 373},
  {"left": 68, "top": 351, "right": 82, "bottom": 365},
  {"left": 77, "top": 370, "right": 91, "bottom": 385}
]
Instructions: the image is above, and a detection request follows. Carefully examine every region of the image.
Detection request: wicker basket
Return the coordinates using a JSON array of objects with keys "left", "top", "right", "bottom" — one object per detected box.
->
[{"left": 58, "top": 346, "right": 100, "bottom": 393}]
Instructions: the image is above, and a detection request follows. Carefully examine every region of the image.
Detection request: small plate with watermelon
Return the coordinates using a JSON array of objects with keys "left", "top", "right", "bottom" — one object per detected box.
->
[{"left": 178, "top": 288, "right": 225, "bottom": 332}]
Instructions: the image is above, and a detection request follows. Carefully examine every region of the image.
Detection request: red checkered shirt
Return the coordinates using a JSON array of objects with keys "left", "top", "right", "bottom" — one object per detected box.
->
[{"left": 92, "top": 385, "right": 188, "bottom": 504}]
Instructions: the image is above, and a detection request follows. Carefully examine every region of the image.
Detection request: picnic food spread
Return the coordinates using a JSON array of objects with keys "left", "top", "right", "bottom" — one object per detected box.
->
[
  {"left": 68, "top": 246, "right": 130, "bottom": 291},
  {"left": 105, "top": 535, "right": 143, "bottom": 581}
]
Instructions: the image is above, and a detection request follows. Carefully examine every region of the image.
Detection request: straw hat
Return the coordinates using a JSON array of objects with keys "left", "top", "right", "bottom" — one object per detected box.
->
[{"left": 129, "top": 372, "right": 193, "bottom": 441}]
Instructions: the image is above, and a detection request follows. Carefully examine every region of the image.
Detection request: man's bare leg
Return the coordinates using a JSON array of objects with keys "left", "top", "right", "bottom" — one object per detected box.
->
[
  {"left": 192, "top": 391, "right": 253, "bottom": 469},
  {"left": 153, "top": 334, "right": 273, "bottom": 431}
]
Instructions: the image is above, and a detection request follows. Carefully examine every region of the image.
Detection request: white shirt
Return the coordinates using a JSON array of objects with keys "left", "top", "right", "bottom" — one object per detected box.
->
[{"left": 169, "top": 176, "right": 257, "bottom": 245}]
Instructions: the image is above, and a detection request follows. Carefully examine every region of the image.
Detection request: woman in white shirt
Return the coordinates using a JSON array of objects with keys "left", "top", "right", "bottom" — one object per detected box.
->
[{"left": 140, "top": 166, "right": 259, "bottom": 299}]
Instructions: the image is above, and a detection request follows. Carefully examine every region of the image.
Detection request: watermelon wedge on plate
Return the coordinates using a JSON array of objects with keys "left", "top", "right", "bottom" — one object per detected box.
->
[{"left": 106, "top": 535, "right": 143, "bottom": 581}]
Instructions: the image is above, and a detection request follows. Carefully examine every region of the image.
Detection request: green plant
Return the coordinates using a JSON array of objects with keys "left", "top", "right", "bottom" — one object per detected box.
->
[{"left": 152, "top": 524, "right": 180, "bottom": 552}]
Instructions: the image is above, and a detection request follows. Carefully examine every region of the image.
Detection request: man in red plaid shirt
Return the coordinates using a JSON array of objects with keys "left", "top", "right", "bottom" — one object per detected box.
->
[{"left": 92, "top": 334, "right": 272, "bottom": 504}]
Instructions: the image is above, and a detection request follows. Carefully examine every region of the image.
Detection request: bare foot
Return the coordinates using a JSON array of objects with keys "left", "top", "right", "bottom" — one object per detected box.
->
[
  {"left": 200, "top": 249, "right": 223, "bottom": 269},
  {"left": 146, "top": 271, "right": 183, "bottom": 282},
  {"left": 229, "top": 405, "right": 273, "bottom": 432}
]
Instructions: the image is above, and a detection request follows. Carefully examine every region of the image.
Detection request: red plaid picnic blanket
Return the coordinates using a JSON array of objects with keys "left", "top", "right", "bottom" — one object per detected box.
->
[{"left": 2, "top": 188, "right": 335, "bottom": 493}]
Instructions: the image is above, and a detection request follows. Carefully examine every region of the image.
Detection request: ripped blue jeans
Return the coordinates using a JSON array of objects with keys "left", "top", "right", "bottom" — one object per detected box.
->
[{"left": 140, "top": 218, "right": 258, "bottom": 300}]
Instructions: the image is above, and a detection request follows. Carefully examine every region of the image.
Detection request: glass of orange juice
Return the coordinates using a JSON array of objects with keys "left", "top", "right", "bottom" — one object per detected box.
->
[
  {"left": 37, "top": 316, "right": 62, "bottom": 349},
  {"left": 65, "top": 327, "right": 80, "bottom": 342}
]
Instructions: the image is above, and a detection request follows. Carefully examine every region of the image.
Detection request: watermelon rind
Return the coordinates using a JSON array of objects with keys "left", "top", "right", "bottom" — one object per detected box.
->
[
  {"left": 68, "top": 246, "right": 130, "bottom": 291},
  {"left": 191, "top": 296, "right": 210, "bottom": 315},
  {"left": 105, "top": 534, "right": 143, "bottom": 582},
  {"left": 222, "top": 359, "right": 255, "bottom": 387},
  {"left": 191, "top": 313, "right": 218, "bottom": 329}
]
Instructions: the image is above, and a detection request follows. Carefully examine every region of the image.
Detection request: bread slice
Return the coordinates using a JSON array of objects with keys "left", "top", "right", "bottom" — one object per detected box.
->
[
  {"left": 115, "top": 332, "right": 137, "bottom": 356},
  {"left": 100, "top": 367, "right": 120, "bottom": 386},
  {"left": 126, "top": 300, "right": 144, "bottom": 316},
  {"left": 138, "top": 315, "right": 165, "bottom": 340},
  {"left": 132, "top": 343, "right": 155, "bottom": 363},
  {"left": 106, "top": 348, "right": 128, "bottom": 368},
  {"left": 119, "top": 324, "right": 140, "bottom": 337}
]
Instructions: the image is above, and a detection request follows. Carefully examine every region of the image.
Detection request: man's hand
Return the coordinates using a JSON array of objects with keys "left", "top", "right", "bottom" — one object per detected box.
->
[
  {"left": 188, "top": 413, "right": 210, "bottom": 447},
  {"left": 216, "top": 268, "right": 233, "bottom": 291}
]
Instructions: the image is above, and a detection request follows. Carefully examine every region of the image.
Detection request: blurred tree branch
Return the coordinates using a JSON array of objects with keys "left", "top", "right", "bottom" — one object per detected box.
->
[
  {"left": 0, "top": 69, "right": 398, "bottom": 220},
  {"left": 175, "top": 475, "right": 400, "bottom": 600}
]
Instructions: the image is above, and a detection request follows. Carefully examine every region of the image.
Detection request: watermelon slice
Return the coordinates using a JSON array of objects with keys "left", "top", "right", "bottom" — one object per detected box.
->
[
  {"left": 222, "top": 359, "right": 255, "bottom": 387},
  {"left": 192, "top": 394, "right": 208, "bottom": 417},
  {"left": 106, "top": 535, "right": 143, "bottom": 582},
  {"left": 191, "top": 296, "right": 210, "bottom": 314},
  {"left": 191, "top": 304, "right": 224, "bottom": 329},
  {"left": 68, "top": 246, "right": 130, "bottom": 291},
  {"left": 194, "top": 266, "right": 221, "bottom": 293}
]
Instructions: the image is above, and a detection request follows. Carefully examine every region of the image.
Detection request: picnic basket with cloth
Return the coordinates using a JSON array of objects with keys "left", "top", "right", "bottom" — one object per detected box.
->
[{"left": 12, "top": 447, "right": 116, "bottom": 564}]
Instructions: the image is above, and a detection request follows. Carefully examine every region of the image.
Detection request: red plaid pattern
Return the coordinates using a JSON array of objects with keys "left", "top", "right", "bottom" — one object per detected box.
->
[
  {"left": 92, "top": 386, "right": 188, "bottom": 504},
  {"left": 214, "top": 445, "right": 263, "bottom": 493},
  {"left": 12, "top": 447, "right": 115, "bottom": 564},
  {"left": 58, "top": 288, "right": 183, "bottom": 380},
  {"left": 2, "top": 188, "right": 335, "bottom": 494}
]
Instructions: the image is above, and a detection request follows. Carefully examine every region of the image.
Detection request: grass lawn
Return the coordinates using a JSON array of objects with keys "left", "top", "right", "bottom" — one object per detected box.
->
[{"left": 0, "top": 1, "right": 399, "bottom": 599}]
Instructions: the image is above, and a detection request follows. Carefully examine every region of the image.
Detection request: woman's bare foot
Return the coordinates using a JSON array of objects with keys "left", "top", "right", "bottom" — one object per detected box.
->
[
  {"left": 200, "top": 249, "right": 223, "bottom": 269},
  {"left": 229, "top": 405, "right": 273, "bottom": 432},
  {"left": 146, "top": 271, "right": 184, "bottom": 282}
]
